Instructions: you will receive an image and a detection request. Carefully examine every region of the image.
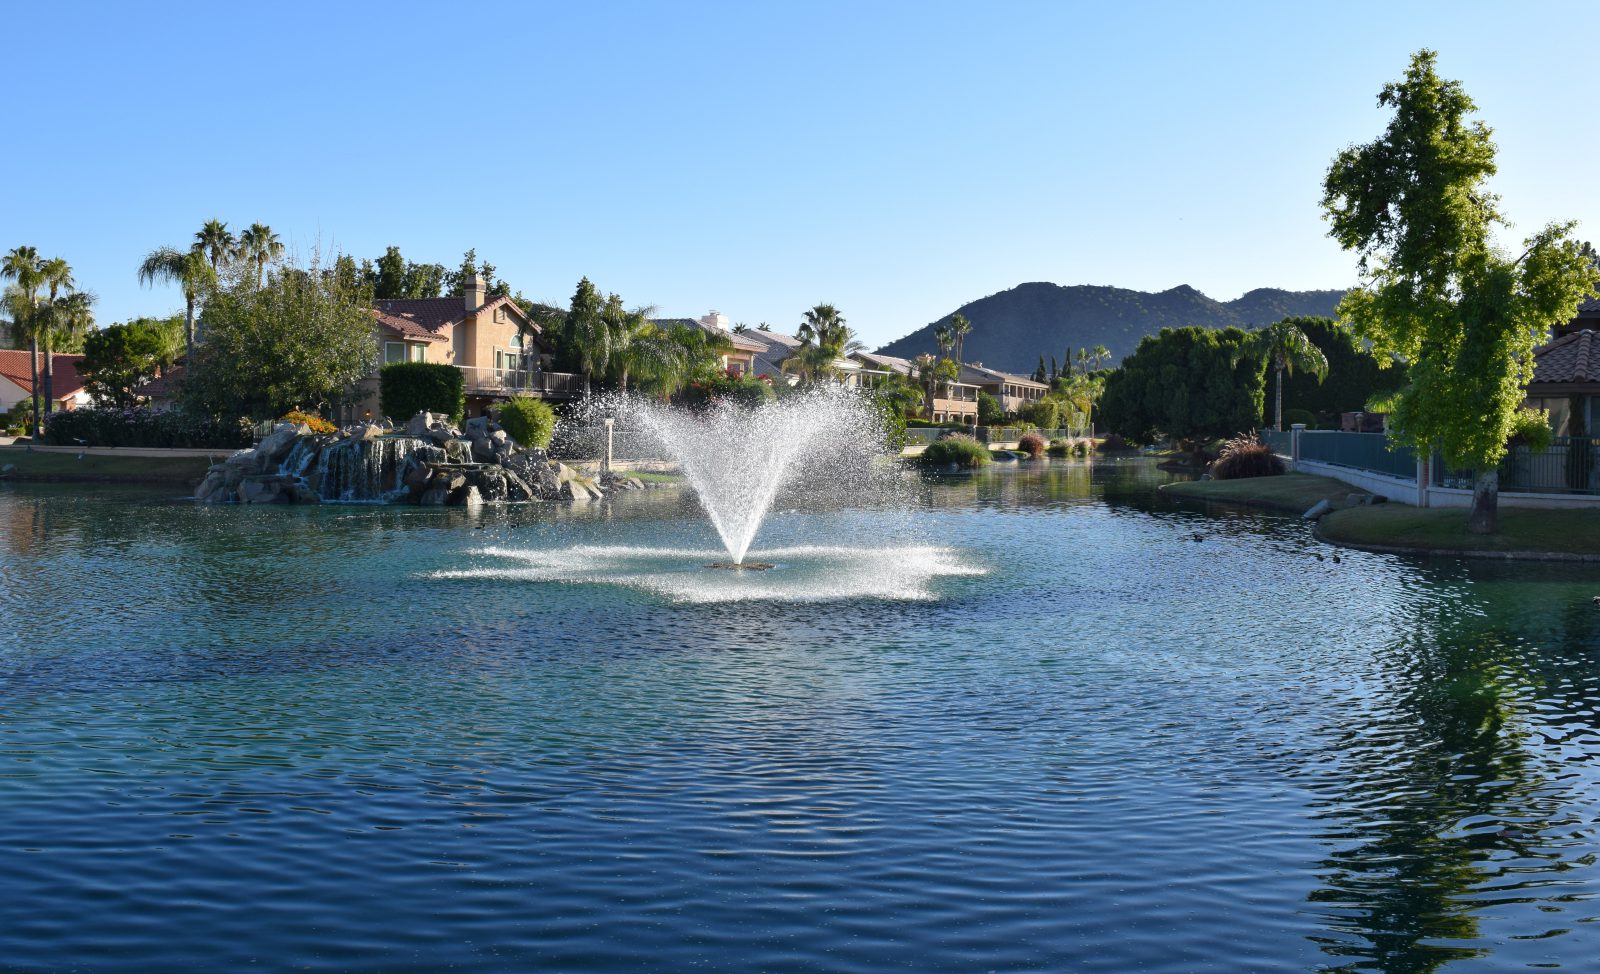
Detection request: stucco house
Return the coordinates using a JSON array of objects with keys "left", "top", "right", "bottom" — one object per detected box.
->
[
  {"left": 350, "top": 274, "right": 566, "bottom": 422},
  {"left": 958, "top": 363, "right": 1048, "bottom": 414},
  {"left": 650, "top": 310, "right": 768, "bottom": 377},
  {"left": 0, "top": 351, "right": 91, "bottom": 415},
  {"left": 852, "top": 351, "right": 980, "bottom": 424}
]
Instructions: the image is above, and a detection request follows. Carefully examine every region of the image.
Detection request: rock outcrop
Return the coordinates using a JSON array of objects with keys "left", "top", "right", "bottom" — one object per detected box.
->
[{"left": 195, "top": 412, "right": 664, "bottom": 507}]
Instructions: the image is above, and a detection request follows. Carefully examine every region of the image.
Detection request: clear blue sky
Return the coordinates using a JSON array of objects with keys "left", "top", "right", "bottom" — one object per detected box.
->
[{"left": 5, "top": 0, "right": 1597, "bottom": 349}]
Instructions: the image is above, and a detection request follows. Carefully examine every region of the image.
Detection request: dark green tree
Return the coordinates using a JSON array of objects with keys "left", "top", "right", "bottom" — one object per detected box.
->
[
  {"left": 79, "top": 319, "right": 175, "bottom": 407},
  {"left": 1098, "top": 326, "right": 1265, "bottom": 445},
  {"left": 1270, "top": 316, "right": 1404, "bottom": 425},
  {"left": 184, "top": 252, "right": 378, "bottom": 419}
]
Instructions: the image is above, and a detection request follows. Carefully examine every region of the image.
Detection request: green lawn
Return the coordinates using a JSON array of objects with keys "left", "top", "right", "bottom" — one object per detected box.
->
[
  {"left": 1160, "top": 473, "right": 1360, "bottom": 514},
  {"left": 1320, "top": 505, "right": 1600, "bottom": 558},
  {"left": 624, "top": 470, "right": 683, "bottom": 485},
  {"left": 0, "top": 448, "right": 212, "bottom": 484}
]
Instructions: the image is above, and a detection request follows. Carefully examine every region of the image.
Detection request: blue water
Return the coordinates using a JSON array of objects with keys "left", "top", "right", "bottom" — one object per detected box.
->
[{"left": 3, "top": 460, "right": 1599, "bottom": 972}]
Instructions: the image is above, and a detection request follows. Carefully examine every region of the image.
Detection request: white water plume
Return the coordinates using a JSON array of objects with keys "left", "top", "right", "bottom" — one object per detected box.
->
[{"left": 611, "top": 389, "right": 889, "bottom": 564}]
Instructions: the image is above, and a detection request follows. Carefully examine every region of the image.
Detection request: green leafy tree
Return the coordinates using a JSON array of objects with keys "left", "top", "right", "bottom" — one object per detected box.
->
[
  {"left": 1233, "top": 318, "right": 1330, "bottom": 430},
  {"left": 1098, "top": 326, "right": 1265, "bottom": 445},
  {"left": 138, "top": 245, "right": 215, "bottom": 373},
  {"left": 446, "top": 249, "right": 509, "bottom": 299},
  {"left": 496, "top": 396, "right": 557, "bottom": 448},
  {"left": 559, "top": 277, "right": 609, "bottom": 378},
  {"left": 183, "top": 252, "right": 379, "bottom": 419},
  {"left": 1, "top": 246, "right": 43, "bottom": 434},
  {"left": 80, "top": 319, "right": 173, "bottom": 406},
  {"left": 1322, "top": 50, "right": 1599, "bottom": 532},
  {"left": 977, "top": 390, "right": 1004, "bottom": 426}
]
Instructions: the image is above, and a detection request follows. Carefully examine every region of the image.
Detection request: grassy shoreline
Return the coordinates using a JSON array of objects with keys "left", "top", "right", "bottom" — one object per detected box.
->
[
  {"left": 1159, "top": 473, "right": 1362, "bottom": 514},
  {"left": 0, "top": 447, "right": 213, "bottom": 485},
  {"left": 1165, "top": 471, "right": 1600, "bottom": 560}
]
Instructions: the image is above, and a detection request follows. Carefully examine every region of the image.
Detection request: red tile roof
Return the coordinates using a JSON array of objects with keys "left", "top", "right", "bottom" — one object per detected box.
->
[
  {"left": 1531, "top": 328, "right": 1600, "bottom": 385},
  {"left": 374, "top": 309, "right": 450, "bottom": 342},
  {"left": 0, "top": 350, "right": 87, "bottom": 399}
]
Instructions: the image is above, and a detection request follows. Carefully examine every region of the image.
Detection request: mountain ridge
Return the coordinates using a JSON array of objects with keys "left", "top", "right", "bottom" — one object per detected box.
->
[{"left": 876, "top": 282, "right": 1347, "bottom": 374}]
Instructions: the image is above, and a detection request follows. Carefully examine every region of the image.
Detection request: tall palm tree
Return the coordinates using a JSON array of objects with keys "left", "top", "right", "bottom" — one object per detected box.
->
[
  {"left": 789, "top": 303, "right": 863, "bottom": 385},
  {"left": 1, "top": 247, "right": 43, "bottom": 435},
  {"left": 36, "top": 257, "right": 75, "bottom": 414},
  {"left": 934, "top": 323, "right": 953, "bottom": 362},
  {"left": 1090, "top": 344, "right": 1112, "bottom": 371},
  {"left": 36, "top": 290, "right": 95, "bottom": 410},
  {"left": 235, "top": 223, "right": 284, "bottom": 286},
  {"left": 194, "top": 219, "right": 235, "bottom": 271},
  {"left": 1234, "top": 319, "right": 1330, "bottom": 431},
  {"left": 949, "top": 313, "right": 972, "bottom": 365},
  {"left": 1075, "top": 347, "right": 1092, "bottom": 375},
  {"left": 139, "top": 246, "right": 216, "bottom": 372}
]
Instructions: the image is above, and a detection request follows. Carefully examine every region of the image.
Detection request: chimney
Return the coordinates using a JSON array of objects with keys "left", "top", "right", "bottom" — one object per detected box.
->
[
  {"left": 700, "top": 309, "right": 729, "bottom": 331},
  {"left": 464, "top": 273, "right": 486, "bottom": 311}
]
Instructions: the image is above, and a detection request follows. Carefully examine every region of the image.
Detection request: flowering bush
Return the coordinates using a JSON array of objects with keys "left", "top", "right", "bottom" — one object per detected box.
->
[
  {"left": 42, "top": 406, "right": 254, "bottom": 449},
  {"left": 1017, "top": 431, "right": 1047, "bottom": 459},
  {"left": 281, "top": 410, "right": 337, "bottom": 435}
]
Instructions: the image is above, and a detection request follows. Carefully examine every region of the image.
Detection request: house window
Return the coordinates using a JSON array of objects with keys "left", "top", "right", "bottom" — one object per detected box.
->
[
  {"left": 510, "top": 331, "right": 523, "bottom": 349},
  {"left": 385, "top": 342, "right": 407, "bottom": 365}
]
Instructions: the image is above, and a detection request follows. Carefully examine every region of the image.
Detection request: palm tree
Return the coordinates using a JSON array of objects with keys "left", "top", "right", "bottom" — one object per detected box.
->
[
  {"left": 949, "top": 313, "right": 972, "bottom": 365},
  {"left": 1090, "top": 344, "right": 1112, "bottom": 371},
  {"left": 788, "top": 303, "right": 864, "bottom": 385},
  {"left": 1, "top": 247, "right": 43, "bottom": 435},
  {"left": 934, "top": 323, "right": 953, "bottom": 362},
  {"left": 1234, "top": 319, "right": 1330, "bottom": 431},
  {"left": 194, "top": 219, "right": 235, "bottom": 271},
  {"left": 36, "top": 258, "right": 76, "bottom": 414},
  {"left": 139, "top": 246, "right": 216, "bottom": 373},
  {"left": 1075, "top": 347, "right": 1092, "bottom": 375},
  {"left": 36, "top": 290, "right": 95, "bottom": 410},
  {"left": 235, "top": 223, "right": 284, "bottom": 286}
]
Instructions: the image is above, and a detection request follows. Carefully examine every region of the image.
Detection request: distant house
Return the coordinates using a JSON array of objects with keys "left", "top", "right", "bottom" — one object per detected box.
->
[
  {"left": 353, "top": 274, "right": 565, "bottom": 422},
  {"left": 852, "top": 351, "right": 980, "bottom": 424},
  {"left": 0, "top": 351, "right": 91, "bottom": 414},
  {"left": 958, "top": 363, "right": 1048, "bottom": 414},
  {"left": 744, "top": 328, "right": 871, "bottom": 387},
  {"left": 651, "top": 310, "right": 767, "bottom": 377}
]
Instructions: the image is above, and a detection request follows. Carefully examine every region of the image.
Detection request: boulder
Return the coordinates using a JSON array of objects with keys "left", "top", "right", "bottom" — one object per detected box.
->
[
  {"left": 470, "top": 436, "right": 497, "bottom": 463},
  {"left": 194, "top": 470, "right": 227, "bottom": 503},
  {"left": 1302, "top": 499, "right": 1332, "bottom": 520},
  {"left": 238, "top": 475, "right": 294, "bottom": 505},
  {"left": 456, "top": 485, "right": 484, "bottom": 508},
  {"left": 402, "top": 460, "right": 432, "bottom": 492},
  {"left": 418, "top": 485, "right": 450, "bottom": 506},
  {"left": 477, "top": 467, "right": 509, "bottom": 502},
  {"left": 255, "top": 423, "right": 308, "bottom": 466},
  {"left": 464, "top": 416, "right": 491, "bottom": 439},
  {"left": 425, "top": 427, "right": 455, "bottom": 446},
  {"left": 404, "top": 412, "right": 436, "bottom": 436},
  {"left": 444, "top": 439, "right": 473, "bottom": 464},
  {"left": 413, "top": 444, "right": 447, "bottom": 465},
  {"left": 503, "top": 468, "right": 536, "bottom": 502}
]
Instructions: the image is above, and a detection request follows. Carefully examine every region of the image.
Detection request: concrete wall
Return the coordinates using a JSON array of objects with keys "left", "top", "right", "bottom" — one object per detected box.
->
[{"left": 1294, "top": 458, "right": 1600, "bottom": 510}]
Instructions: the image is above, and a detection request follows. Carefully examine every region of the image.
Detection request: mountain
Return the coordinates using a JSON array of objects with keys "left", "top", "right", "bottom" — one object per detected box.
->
[{"left": 875, "top": 283, "right": 1347, "bottom": 374}]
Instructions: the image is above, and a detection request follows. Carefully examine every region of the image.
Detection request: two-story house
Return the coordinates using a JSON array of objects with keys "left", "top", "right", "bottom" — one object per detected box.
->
[{"left": 350, "top": 274, "right": 570, "bottom": 422}]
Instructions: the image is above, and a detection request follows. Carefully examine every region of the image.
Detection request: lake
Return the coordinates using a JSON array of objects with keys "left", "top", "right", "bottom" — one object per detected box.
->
[{"left": 2, "top": 459, "right": 1598, "bottom": 972}]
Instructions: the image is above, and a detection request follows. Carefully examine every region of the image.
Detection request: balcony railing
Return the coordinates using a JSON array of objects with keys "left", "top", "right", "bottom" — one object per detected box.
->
[{"left": 458, "top": 367, "right": 587, "bottom": 399}]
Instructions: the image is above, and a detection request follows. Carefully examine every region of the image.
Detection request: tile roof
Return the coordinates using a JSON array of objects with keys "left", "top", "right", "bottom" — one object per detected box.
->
[
  {"left": 140, "top": 365, "right": 185, "bottom": 398},
  {"left": 959, "top": 363, "right": 1049, "bottom": 389},
  {"left": 0, "top": 350, "right": 86, "bottom": 399},
  {"left": 649, "top": 318, "right": 769, "bottom": 353},
  {"left": 853, "top": 351, "right": 916, "bottom": 375},
  {"left": 1531, "top": 328, "right": 1600, "bottom": 385},
  {"left": 375, "top": 309, "right": 449, "bottom": 342}
]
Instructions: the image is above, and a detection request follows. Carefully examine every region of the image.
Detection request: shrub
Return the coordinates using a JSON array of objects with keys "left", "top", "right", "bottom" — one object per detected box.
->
[
  {"left": 679, "top": 372, "right": 777, "bottom": 410},
  {"left": 497, "top": 396, "right": 558, "bottom": 449},
  {"left": 1047, "top": 438, "right": 1071, "bottom": 457},
  {"left": 1017, "top": 431, "right": 1047, "bottom": 458},
  {"left": 1282, "top": 408, "right": 1317, "bottom": 429},
  {"left": 281, "top": 410, "right": 337, "bottom": 435},
  {"left": 1098, "top": 432, "right": 1128, "bottom": 451},
  {"left": 922, "top": 433, "right": 990, "bottom": 468},
  {"left": 1210, "top": 432, "right": 1286, "bottom": 480},
  {"left": 41, "top": 406, "right": 253, "bottom": 449},
  {"left": 3, "top": 400, "right": 30, "bottom": 436},
  {"left": 380, "top": 362, "right": 465, "bottom": 424}
]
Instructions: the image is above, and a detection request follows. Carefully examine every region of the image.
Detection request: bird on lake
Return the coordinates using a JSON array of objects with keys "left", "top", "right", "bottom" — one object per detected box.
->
[{"left": 1191, "top": 533, "right": 1204, "bottom": 542}]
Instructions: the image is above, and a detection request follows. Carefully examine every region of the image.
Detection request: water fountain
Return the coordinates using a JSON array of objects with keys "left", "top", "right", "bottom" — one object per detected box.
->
[{"left": 433, "top": 387, "right": 984, "bottom": 600}]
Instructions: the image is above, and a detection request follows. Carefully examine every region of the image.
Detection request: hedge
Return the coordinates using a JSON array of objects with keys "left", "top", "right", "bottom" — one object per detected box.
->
[
  {"left": 380, "top": 362, "right": 464, "bottom": 424},
  {"left": 41, "top": 407, "right": 254, "bottom": 449}
]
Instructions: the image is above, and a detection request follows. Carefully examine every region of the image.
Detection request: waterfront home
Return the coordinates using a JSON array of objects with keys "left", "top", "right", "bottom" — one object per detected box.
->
[
  {"left": 350, "top": 274, "right": 571, "bottom": 422},
  {"left": 958, "top": 363, "right": 1048, "bottom": 413},
  {"left": 650, "top": 310, "right": 767, "bottom": 377},
  {"left": 0, "top": 350, "right": 90, "bottom": 413},
  {"left": 744, "top": 328, "right": 872, "bottom": 387},
  {"left": 1525, "top": 317, "right": 1600, "bottom": 436},
  {"left": 852, "top": 351, "right": 980, "bottom": 424}
]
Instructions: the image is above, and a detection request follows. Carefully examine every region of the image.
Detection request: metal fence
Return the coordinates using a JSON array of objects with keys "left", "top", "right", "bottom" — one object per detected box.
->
[
  {"left": 1435, "top": 436, "right": 1600, "bottom": 495},
  {"left": 1288, "top": 430, "right": 1600, "bottom": 496},
  {"left": 1298, "top": 431, "right": 1418, "bottom": 480},
  {"left": 902, "top": 426, "right": 1092, "bottom": 447},
  {"left": 1261, "top": 428, "right": 1292, "bottom": 456}
]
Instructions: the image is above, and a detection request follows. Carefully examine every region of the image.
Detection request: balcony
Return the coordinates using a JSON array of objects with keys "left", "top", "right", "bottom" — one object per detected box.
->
[{"left": 458, "top": 366, "right": 587, "bottom": 400}]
